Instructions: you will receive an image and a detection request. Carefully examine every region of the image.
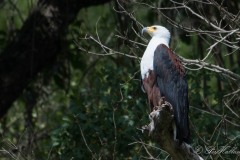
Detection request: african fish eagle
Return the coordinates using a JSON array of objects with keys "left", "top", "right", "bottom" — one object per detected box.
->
[{"left": 141, "top": 25, "right": 190, "bottom": 144}]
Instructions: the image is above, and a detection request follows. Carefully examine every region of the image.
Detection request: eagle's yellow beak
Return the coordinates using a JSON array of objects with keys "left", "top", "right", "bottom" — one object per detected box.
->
[{"left": 141, "top": 26, "right": 155, "bottom": 35}]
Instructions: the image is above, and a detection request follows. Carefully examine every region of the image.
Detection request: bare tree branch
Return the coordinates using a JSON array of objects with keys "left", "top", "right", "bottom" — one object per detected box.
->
[{"left": 180, "top": 57, "right": 240, "bottom": 81}]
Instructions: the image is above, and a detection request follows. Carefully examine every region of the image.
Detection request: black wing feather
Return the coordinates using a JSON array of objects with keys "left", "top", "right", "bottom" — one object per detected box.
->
[{"left": 153, "top": 44, "right": 190, "bottom": 143}]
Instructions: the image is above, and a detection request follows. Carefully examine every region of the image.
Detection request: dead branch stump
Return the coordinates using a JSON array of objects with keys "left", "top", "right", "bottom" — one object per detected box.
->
[{"left": 142, "top": 100, "right": 203, "bottom": 160}]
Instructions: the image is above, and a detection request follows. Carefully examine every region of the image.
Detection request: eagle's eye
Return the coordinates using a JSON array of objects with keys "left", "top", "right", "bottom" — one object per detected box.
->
[{"left": 153, "top": 26, "right": 157, "bottom": 30}]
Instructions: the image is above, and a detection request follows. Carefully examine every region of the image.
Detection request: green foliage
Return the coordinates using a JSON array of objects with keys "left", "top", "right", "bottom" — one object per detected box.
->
[{"left": 46, "top": 56, "right": 150, "bottom": 159}]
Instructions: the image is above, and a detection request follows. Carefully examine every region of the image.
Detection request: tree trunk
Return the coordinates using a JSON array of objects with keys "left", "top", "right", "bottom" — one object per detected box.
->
[
  {"left": 0, "top": 0, "right": 111, "bottom": 119},
  {"left": 142, "top": 100, "right": 203, "bottom": 160}
]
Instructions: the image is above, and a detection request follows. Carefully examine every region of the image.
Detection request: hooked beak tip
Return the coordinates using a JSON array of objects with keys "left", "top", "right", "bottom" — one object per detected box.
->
[{"left": 141, "top": 27, "right": 148, "bottom": 35}]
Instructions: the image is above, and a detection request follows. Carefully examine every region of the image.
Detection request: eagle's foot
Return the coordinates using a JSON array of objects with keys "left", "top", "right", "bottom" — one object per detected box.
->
[
  {"left": 154, "top": 97, "right": 166, "bottom": 109},
  {"left": 161, "top": 100, "right": 174, "bottom": 115},
  {"left": 152, "top": 106, "right": 158, "bottom": 111}
]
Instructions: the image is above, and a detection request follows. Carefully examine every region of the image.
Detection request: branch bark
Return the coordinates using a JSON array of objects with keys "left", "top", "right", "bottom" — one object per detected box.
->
[
  {"left": 0, "top": 0, "right": 111, "bottom": 119},
  {"left": 143, "top": 100, "right": 203, "bottom": 160},
  {"left": 180, "top": 57, "right": 240, "bottom": 81}
]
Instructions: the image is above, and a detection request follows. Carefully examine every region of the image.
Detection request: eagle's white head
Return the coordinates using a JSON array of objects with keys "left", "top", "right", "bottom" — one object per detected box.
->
[
  {"left": 142, "top": 25, "right": 171, "bottom": 45},
  {"left": 140, "top": 25, "right": 171, "bottom": 79}
]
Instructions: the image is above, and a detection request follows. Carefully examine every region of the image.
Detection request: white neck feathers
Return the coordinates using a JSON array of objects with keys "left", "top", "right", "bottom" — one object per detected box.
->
[{"left": 140, "top": 36, "right": 170, "bottom": 79}]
